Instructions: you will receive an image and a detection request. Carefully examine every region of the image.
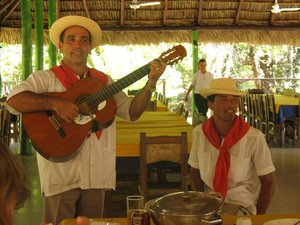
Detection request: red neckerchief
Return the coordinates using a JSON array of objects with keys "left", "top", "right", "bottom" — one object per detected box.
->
[
  {"left": 51, "top": 62, "right": 108, "bottom": 139},
  {"left": 202, "top": 116, "right": 250, "bottom": 199}
]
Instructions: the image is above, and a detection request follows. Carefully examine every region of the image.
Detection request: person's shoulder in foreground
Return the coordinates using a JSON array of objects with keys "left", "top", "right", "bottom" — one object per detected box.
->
[{"left": 0, "top": 141, "right": 30, "bottom": 225}]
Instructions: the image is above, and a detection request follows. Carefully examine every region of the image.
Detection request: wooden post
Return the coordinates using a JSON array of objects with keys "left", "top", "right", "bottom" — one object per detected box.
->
[
  {"left": 0, "top": 45, "right": 2, "bottom": 96},
  {"left": 191, "top": 30, "right": 199, "bottom": 113},
  {"left": 20, "top": 0, "right": 33, "bottom": 155}
]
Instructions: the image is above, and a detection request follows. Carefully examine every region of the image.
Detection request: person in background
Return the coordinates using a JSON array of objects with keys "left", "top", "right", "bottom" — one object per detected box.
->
[
  {"left": 6, "top": 15, "right": 166, "bottom": 225},
  {"left": 185, "top": 59, "right": 213, "bottom": 120},
  {"left": 188, "top": 78, "right": 275, "bottom": 215}
]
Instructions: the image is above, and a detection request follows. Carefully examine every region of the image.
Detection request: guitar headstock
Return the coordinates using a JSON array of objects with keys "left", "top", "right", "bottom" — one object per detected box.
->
[{"left": 157, "top": 45, "right": 187, "bottom": 66}]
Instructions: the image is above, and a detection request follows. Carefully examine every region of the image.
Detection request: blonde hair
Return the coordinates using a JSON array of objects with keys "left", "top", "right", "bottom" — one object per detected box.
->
[{"left": 0, "top": 142, "right": 30, "bottom": 225}]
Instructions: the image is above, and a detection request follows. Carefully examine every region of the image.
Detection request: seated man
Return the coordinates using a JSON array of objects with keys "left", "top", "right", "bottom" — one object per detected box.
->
[{"left": 188, "top": 78, "right": 275, "bottom": 215}]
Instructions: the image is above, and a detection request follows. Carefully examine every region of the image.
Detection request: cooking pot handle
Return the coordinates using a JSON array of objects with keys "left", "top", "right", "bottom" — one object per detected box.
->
[
  {"left": 208, "top": 192, "right": 222, "bottom": 200},
  {"left": 201, "top": 218, "right": 223, "bottom": 224}
]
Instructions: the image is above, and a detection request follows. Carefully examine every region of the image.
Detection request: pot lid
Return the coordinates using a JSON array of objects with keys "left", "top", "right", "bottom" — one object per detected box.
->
[{"left": 148, "top": 191, "right": 223, "bottom": 216}]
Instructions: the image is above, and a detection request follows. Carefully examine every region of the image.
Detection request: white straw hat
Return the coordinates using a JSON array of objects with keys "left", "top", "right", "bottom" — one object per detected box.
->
[
  {"left": 49, "top": 16, "right": 102, "bottom": 49},
  {"left": 199, "top": 78, "right": 246, "bottom": 98}
]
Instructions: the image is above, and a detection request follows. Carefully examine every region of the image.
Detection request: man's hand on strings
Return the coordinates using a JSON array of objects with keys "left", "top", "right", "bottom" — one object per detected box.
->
[{"left": 52, "top": 99, "right": 79, "bottom": 123}]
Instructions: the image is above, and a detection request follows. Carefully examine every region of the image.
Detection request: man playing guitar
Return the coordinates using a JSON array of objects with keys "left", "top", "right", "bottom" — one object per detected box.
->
[{"left": 6, "top": 15, "right": 166, "bottom": 225}]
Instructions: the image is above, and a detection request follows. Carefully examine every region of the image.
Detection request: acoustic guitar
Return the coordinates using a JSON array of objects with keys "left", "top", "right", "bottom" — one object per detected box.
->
[{"left": 22, "top": 45, "right": 187, "bottom": 161}]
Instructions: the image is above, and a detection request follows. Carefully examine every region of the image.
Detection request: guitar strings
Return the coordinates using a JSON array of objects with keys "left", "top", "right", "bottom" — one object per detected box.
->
[{"left": 75, "top": 65, "right": 150, "bottom": 107}]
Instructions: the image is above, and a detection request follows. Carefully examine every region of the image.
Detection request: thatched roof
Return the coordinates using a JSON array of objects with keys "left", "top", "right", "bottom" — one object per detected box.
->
[{"left": 1, "top": 0, "right": 300, "bottom": 46}]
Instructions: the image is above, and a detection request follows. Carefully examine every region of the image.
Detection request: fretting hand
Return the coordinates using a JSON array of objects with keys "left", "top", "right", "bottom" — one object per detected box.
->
[{"left": 148, "top": 60, "right": 166, "bottom": 88}]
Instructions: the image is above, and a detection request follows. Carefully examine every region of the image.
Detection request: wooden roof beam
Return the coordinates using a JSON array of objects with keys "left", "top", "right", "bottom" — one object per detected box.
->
[
  {"left": 56, "top": 0, "right": 61, "bottom": 19},
  {"left": 270, "top": 14, "right": 275, "bottom": 25},
  {"left": 197, "top": 0, "right": 203, "bottom": 25},
  {"left": 82, "top": 0, "right": 91, "bottom": 19},
  {"left": 0, "top": 0, "right": 14, "bottom": 15},
  {"left": 0, "top": 0, "right": 20, "bottom": 24},
  {"left": 120, "top": 0, "right": 125, "bottom": 26},
  {"left": 235, "top": 0, "right": 244, "bottom": 24},
  {"left": 163, "top": 0, "right": 168, "bottom": 25},
  {"left": 101, "top": 25, "right": 300, "bottom": 32},
  {"left": 270, "top": 7, "right": 275, "bottom": 25}
]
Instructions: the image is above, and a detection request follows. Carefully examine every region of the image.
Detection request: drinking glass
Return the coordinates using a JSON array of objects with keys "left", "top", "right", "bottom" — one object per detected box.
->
[
  {"left": 126, "top": 195, "right": 150, "bottom": 225},
  {"left": 126, "top": 195, "right": 144, "bottom": 214}
]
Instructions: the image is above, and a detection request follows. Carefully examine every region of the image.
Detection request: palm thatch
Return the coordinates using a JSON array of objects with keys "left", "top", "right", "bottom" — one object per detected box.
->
[{"left": 1, "top": 0, "right": 300, "bottom": 46}]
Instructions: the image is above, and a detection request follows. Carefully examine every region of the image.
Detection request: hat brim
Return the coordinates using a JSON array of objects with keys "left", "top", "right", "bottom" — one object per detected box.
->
[
  {"left": 49, "top": 16, "right": 102, "bottom": 49},
  {"left": 200, "top": 88, "right": 246, "bottom": 99}
]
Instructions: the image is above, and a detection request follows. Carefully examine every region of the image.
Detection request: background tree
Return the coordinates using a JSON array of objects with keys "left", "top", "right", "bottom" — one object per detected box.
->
[{"left": 1, "top": 43, "right": 299, "bottom": 99}]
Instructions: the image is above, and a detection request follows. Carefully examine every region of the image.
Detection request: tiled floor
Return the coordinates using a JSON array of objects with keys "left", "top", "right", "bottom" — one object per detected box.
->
[
  {"left": 13, "top": 154, "right": 43, "bottom": 225},
  {"left": 265, "top": 147, "right": 300, "bottom": 214},
  {"left": 11, "top": 142, "right": 300, "bottom": 225}
]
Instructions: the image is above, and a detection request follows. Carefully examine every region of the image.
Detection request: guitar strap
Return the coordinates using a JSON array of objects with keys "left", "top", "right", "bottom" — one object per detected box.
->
[{"left": 51, "top": 62, "right": 108, "bottom": 139}]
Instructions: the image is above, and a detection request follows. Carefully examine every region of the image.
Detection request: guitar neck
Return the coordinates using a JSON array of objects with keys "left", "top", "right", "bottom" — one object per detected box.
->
[{"left": 89, "top": 64, "right": 151, "bottom": 104}]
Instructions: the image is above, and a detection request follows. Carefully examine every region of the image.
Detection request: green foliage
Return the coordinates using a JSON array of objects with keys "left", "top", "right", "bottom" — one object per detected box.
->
[
  {"left": 0, "top": 42, "right": 299, "bottom": 97},
  {"left": 0, "top": 44, "right": 23, "bottom": 82}
]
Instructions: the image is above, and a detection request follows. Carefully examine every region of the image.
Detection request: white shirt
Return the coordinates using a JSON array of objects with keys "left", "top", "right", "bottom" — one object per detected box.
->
[
  {"left": 6, "top": 69, "right": 133, "bottom": 197},
  {"left": 188, "top": 124, "right": 275, "bottom": 214},
  {"left": 191, "top": 71, "right": 213, "bottom": 94}
]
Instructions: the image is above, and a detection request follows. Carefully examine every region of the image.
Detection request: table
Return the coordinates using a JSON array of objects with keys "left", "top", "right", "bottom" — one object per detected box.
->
[
  {"left": 59, "top": 214, "right": 300, "bottom": 225},
  {"left": 156, "top": 100, "right": 167, "bottom": 111},
  {"left": 274, "top": 94, "right": 299, "bottom": 124},
  {"left": 116, "top": 111, "right": 193, "bottom": 157}
]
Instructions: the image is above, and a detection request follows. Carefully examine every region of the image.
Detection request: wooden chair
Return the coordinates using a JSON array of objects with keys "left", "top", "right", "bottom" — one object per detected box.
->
[
  {"left": 246, "top": 94, "right": 255, "bottom": 127},
  {"left": 248, "top": 89, "right": 264, "bottom": 94},
  {"left": 176, "top": 103, "right": 189, "bottom": 120},
  {"left": 260, "top": 94, "right": 269, "bottom": 139},
  {"left": 266, "top": 94, "right": 281, "bottom": 146},
  {"left": 253, "top": 94, "right": 263, "bottom": 130},
  {"left": 158, "top": 93, "right": 163, "bottom": 102},
  {"left": 0, "top": 107, "right": 13, "bottom": 146},
  {"left": 153, "top": 91, "right": 158, "bottom": 100},
  {"left": 139, "top": 132, "right": 188, "bottom": 202},
  {"left": 145, "top": 100, "right": 157, "bottom": 111},
  {"left": 175, "top": 102, "right": 184, "bottom": 116},
  {"left": 238, "top": 96, "right": 248, "bottom": 121},
  {"left": 192, "top": 111, "right": 207, "bottom": 127},
  {"left": 182, "top": 108, "right": 189, "bottom": 120},
  {"left": 283, "top": 98, "right": 300, "bottom": 147},
  {"left": 162, "top": 96, "right": 170, "bottom": 107}
]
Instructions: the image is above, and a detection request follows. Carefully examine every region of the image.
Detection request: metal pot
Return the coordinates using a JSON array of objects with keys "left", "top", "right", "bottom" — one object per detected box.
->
[{"left": 148, "top": 191, "right": 223, "bottom": 225}]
